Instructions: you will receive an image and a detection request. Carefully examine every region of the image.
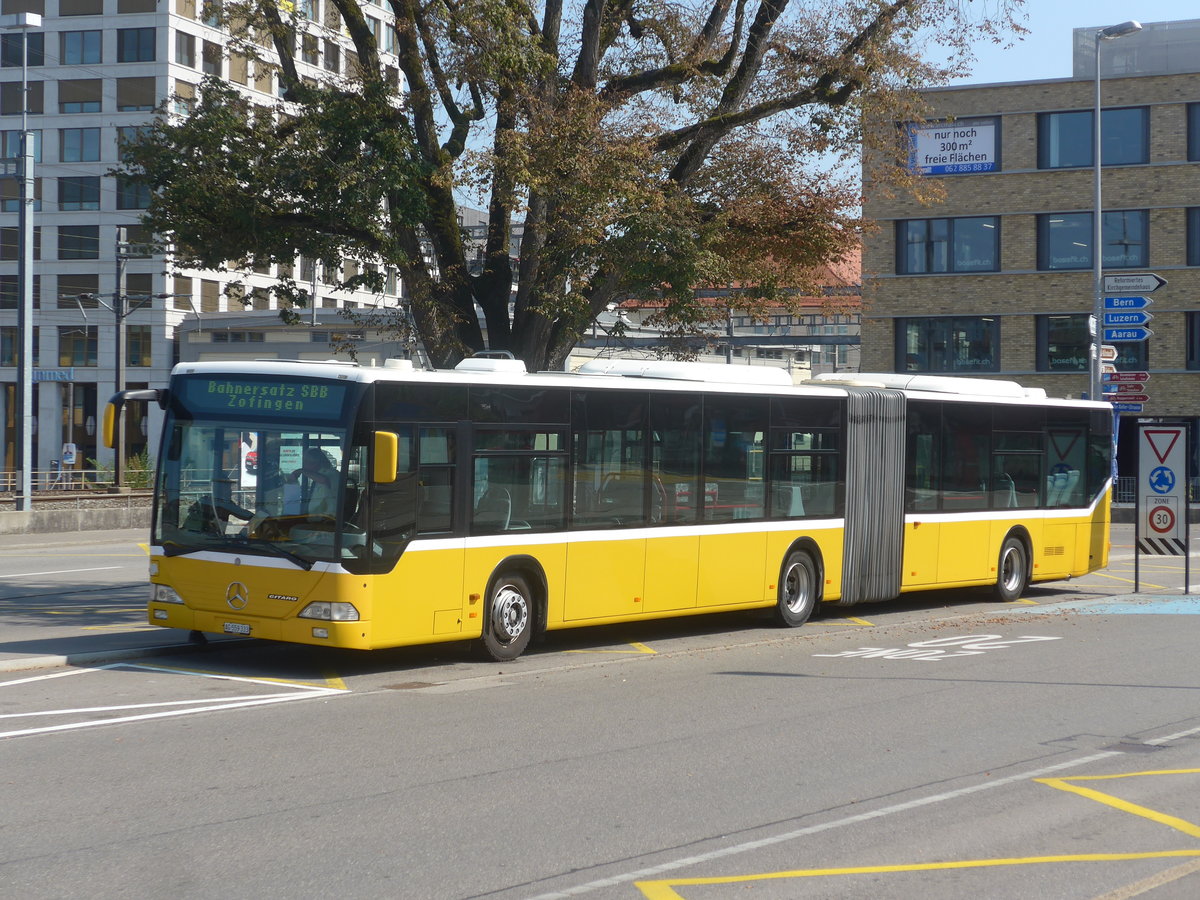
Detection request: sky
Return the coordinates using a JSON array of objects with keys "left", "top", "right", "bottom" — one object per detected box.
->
[{"left": 949, "top": 1, "right": 1199, "bottom": 85}]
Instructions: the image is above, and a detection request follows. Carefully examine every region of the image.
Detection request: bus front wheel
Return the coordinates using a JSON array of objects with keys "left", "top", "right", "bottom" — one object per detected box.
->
[
  {"left": 775, "top": 550, "right": 817, "bottom": 627},
  {"left": 993, "top": 536, "right": 1029, "bottom": 602},
  {"left": 480, "top": 573, "right": 533, "bottom": 661}
]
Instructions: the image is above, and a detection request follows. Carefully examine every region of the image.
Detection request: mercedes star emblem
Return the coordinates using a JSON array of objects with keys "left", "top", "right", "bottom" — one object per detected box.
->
[{"left": 225, "top": 581, "right": 250, "bottom": 611}]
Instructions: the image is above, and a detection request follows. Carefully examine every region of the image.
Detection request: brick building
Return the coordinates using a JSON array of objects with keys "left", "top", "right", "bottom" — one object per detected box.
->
[{"left": 862, "top": 18, "right": 1200, "bottom": 479}]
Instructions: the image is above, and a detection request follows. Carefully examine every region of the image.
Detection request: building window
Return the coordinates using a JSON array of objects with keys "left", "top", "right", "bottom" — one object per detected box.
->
[
  {"left": 1189, "top": 312, "right": 1200, "bottom": 370},
  {"left": 301, "top": 33, "right": 319, "bottom": 66},
  {"left": 60, "top": 30, "right": 101, "bottom": 65},
  {"left": 58, "top": 225, "right": 100, "bottom": 260},
  {"left": 117, "top": 28, "right": 156, "bottom": 63},
  {"left": 0, "top": 274, "right": 42, "bottom": 310},
  {"left": 115, "top": 77, "right": 155, "bottom": 112},
  {"left": 0, "top": 225, "right": 40, "bottom": 260},
  {"left": 58, "top": 78, "right": 102, "bottom": 113},
  {"left": 1, "top": 32, "right": 44, "bottom": 67},
  {"left": 1, "top": 325, "right": 39, "bottom": 366},
  {"left": 1190, "top": 104, "right": 1200, "bottom": 162},
  {"left": 896, "top": 216, "right": 998, "bottom": 274},
  {"left": 1189, "top": 208, "right": 1200, "bottom": 267},
  {"left": 116, "top": 176, "right": 150, "bottom": 209},
  {"left": 897, "top": 316, "right": 999, "bottom": 373},
  {"left": 127, "top": 324, "right": 153, "bottom": 367},
  {"left": 1038, "top": 107, "right": 1149, "bottom": 168},
  {"left": 2, "top": 129, "right": 40, "bottom": 162},
  {"left": 59, "top": 176, "right": 100, "bottom": 210},
  {"left": 1, "top": 81, "right": 42, "bottom": 115},
  {"left": 60, "top": 0, "right": 103, "bottom": 13},
  {"left": 323, "top": 39, "right": 339, "bottom": 73},
  {"left": 175, "top": 31, "right": 195, "bottom": 67},
  {"left": 0, "top": 177, "right": 40, "bottom": 212},
  {"left": 57, "top": 273, "right": 99, "bottom": 309},
  {"left": 1038, "top": 312, "right": 1147, "bottom": 372},
  {"left": 60, "top": 127, "right": 100, "bottom": 163},
  {"left": 1038, "top": 211, "right": 1147, "bottom": 270},
  {"left": 58, "top": 326, "right": 98, "bottom": 367},
  {"left": 202, "top": 40, "right": 221, "bottom": 76}
]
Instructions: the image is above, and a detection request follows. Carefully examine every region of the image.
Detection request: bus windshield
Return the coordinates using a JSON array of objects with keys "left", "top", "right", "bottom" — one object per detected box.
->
[{"left": 153, "top": 374, "right": 377, "bottom": 566}]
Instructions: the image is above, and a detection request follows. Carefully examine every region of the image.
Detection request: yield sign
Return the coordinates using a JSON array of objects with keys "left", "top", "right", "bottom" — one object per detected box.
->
[{"left": 1144, "top": 429, "right": 1181, "bottom": 464}]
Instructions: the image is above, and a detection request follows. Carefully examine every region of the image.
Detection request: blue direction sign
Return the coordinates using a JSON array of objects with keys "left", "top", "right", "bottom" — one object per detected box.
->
[
  {"left": 1113, "top": 402, "right": 1145, "bottom": 413},
  {"left": 1104, "top": 326, "right": 1153, "bottom": 342},
  {"left": 1103, "top": 295, "right": 1153, "bottom": 310},
  {"left": 1103, "top": 310, "right": 1153, "bottom": 327}
]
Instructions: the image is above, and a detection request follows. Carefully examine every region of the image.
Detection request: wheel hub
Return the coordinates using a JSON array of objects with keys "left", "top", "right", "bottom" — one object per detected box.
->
[{"left": 492, "top": 586, "right": 529, "bottom": 641}]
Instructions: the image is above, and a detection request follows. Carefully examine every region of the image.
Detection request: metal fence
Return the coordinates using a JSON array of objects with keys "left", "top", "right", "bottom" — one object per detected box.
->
[
  {"left": 1114, "top": 476, "right": 1200, "bottom": 504},
  {"left": 0, "top": 468, "right": 153, "bottom": 494}
]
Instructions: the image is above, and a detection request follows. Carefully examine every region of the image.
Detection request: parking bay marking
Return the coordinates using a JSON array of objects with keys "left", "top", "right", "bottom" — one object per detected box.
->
[
  {"left": 634, "top": 768, "right": 1200, "bottom": 898},
  {"left": 0, "top": 663, "right": 346, "bottom": 740}
]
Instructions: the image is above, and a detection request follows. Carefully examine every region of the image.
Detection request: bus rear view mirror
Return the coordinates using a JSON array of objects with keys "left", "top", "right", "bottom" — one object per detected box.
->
[
  {"left": 101, "top": 401, "right": 117, "bottom": 449},
  {"left": 373, "top": 431, "right": 399, "bottom": 483}
]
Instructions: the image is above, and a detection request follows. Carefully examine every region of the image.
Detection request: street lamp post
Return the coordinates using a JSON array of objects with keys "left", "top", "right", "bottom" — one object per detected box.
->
[
  {"left": 1, "top": 13, "right": 40, "bottom": 510},
  {"left": 1091, "top": 20, "right": 1142, "bottom": 402}
]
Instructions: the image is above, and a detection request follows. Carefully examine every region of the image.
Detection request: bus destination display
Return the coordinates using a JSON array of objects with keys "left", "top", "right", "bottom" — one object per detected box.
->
[{"left": 180, "top": 377, "right": 348, "bottom": 420}]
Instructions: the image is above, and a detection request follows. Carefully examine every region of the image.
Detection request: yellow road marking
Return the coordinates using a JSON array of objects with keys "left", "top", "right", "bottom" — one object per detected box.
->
[
  {"left": 1037, "top": 769, "right": 1200, "bottom": 839},
  {"left": 138, "top": 543, "right": 150, "bottom": 555},
  {"left": 118, "top": 661, "right": 349, "bottom": 691},
  {"left": 827, "top": 616, "right": 872, "bottom": 626},
  {"left": 82, "top": 624, "right": 157, "bottom": 631},
  {"left": 565, "top": 642, "right": 656, "bottom": 655},
  {"left": 1090, "top": 857, "right": 1200, "bottom": 899},
  {"left": 321, "top": 669, "right": 348, "bottom": 691},
  {"left": 1013, "top": 598, "right": 1038, "bottom": 605},
  {"left": 635, "top": 852, "right": 1200, "bottom": 898},
  {"left": 635, "top": 769, "right": 1200, "bottom": 898}
]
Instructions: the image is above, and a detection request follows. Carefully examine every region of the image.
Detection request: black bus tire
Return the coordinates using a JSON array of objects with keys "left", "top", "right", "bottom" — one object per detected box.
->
[
  {"left": 993, "top": 536, "right": 1029, "bottom": 602},
  {"left": 480, "top": 573, "right": 534, "bottom": 661},
  {"left": 775, "top": 550, "right": 818, "bottom": 627}
]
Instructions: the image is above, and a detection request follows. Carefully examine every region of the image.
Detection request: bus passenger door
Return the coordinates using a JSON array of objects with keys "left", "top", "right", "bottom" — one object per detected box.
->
[
  {"left": 697, "top": 531, "right": 767, "bottom": 607},
  {"left": 901, "top": 519, "right": 941, "bottom": 587},
  {"left": 564, "top": 537, "right": 645, "bottom": 621},
  {"left": 642, "top": 533, "right": 698, "bottom": 612}
]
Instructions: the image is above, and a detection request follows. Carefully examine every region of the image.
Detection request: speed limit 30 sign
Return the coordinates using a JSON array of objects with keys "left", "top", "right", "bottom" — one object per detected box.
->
[{"left": 1138, "top": 425, "right": 1186, "bottom": 555}]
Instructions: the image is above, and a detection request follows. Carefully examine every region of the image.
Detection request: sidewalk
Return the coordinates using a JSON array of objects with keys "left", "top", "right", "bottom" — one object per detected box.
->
[{"left": 0, "top": 527, "right": 223, "bottom": 674}]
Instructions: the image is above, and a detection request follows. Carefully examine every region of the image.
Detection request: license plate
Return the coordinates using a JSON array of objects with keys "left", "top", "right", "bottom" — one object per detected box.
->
[{"left": 223, "top": 622, "right": 251, "bottom": 635}]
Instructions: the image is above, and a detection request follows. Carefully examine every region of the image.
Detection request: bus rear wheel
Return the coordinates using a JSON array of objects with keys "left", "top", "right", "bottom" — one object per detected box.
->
[
  {"left": 480, "top": 573, "right": 533, "bottom": 661},
  {"left": 993, "top": 536, "right": 1029, "bottom": 602},
  {"left": 775, "top": 550, "right": 817, "bottom": 627}
]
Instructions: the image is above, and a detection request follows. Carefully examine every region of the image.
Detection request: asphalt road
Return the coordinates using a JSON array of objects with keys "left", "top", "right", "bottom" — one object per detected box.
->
[{"left": 1, "top": 525, "right": 1199, "bottom": 899}]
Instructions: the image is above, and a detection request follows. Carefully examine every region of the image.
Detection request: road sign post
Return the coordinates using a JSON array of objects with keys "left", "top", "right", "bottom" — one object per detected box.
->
[{"left": 1136, "top": 423, "right": 1189, "bottom": 592}]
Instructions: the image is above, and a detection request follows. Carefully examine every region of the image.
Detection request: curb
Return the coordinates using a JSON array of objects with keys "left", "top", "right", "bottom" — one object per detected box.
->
[{"left": 0, "top": 639, "right": 211, "bottom": 674}]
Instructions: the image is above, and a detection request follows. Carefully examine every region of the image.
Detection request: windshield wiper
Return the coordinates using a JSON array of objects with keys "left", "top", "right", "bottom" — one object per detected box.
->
[{"left": 228, "top": 537, "right": 316, "bottom": 570}]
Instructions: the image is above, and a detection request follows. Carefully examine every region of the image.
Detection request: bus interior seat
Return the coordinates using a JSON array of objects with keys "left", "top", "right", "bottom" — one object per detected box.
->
[
  {"left": 773, "top": 484, "right": 805, "bottom": 517},
  {"left": 994, "top": 472, "right": 1017, "bottom": 508},
  {"left": 598, "top": 474, "right": 644, "bottom": 522},
  {"left": 475, "top": 488, "right": 512, "bottom": 530}
]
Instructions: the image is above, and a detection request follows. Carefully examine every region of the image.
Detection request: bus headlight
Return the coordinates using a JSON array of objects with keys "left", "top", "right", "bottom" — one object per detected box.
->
[
  {"left": 153, "top": 584, "right": 185, "bottom": 604},
  {"left": 298, "top": 602, "right": 360, "bottom": 622}
]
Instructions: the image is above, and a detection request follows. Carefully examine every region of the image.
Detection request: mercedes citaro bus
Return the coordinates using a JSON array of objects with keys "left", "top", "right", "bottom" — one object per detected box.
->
[{"left": 105, "top": 356, "right": 1112, "bottom": 660}]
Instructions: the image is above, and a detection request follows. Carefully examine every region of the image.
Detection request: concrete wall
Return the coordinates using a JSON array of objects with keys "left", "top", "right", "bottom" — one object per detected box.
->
[{"left": 0, "top": 494, "right": 152, "bottom": 535}]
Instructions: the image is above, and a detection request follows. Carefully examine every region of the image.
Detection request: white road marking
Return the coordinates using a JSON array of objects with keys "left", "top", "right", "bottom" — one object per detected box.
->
[
  {"left": 0, "top": 663, "right": 345, "bottom": 740},
  {"left": 524, "top": 751, "right": 1125, "bottom": 899},
  {"left": 0, "top": 566, "right": 125, "bottom": 578}
]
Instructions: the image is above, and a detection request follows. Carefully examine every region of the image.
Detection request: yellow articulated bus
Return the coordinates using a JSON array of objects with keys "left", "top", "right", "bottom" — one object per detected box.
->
[{"left": 106, "top": 357, "right": 1112, "bottom": 660}]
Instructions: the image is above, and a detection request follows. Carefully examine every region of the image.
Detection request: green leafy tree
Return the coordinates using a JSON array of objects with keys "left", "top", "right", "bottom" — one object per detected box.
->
[{"left": 120, "top": 0, "right": 1024, "bottom": 370}]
